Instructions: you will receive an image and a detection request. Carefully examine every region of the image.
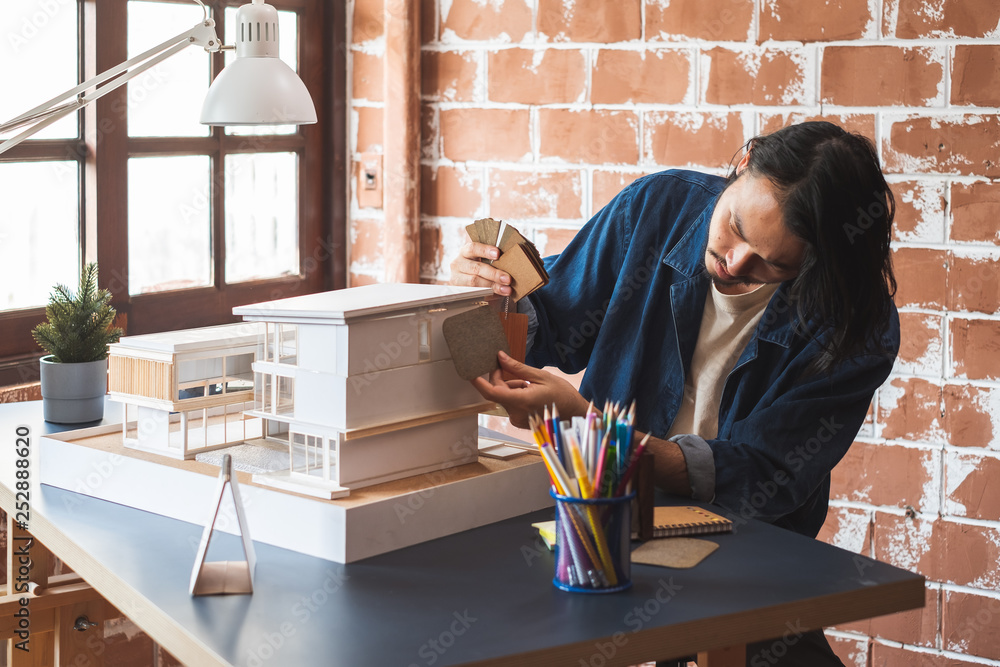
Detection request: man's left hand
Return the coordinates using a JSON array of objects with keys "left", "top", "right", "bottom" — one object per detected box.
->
[{"left": 471, "top": 351, "right": 590, "bottom": 429}]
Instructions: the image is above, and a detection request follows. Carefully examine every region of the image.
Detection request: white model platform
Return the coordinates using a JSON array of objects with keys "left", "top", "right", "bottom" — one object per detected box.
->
[{"left": 39, "top": 422, "right": 552, "bottom": 564}]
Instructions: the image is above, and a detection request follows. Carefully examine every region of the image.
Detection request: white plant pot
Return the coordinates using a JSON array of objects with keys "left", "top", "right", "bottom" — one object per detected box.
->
[{"left": 39, "top": 356, "right": 108, "bottom": 424}]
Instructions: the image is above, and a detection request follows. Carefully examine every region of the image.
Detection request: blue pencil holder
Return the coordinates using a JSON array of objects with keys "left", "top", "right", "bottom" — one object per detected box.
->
[{"left": 551, "top": 490, "right": 634, "bottom": 594}]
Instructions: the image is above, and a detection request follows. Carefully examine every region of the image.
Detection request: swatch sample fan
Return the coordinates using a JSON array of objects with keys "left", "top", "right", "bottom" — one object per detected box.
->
[{"left": 465, "top": 218, "right": 549, "bottom": 302}]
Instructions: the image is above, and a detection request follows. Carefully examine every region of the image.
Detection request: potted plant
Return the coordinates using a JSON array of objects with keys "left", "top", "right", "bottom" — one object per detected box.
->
[{"left": 32, "top": 263, "right": 123, "bottom": 423}]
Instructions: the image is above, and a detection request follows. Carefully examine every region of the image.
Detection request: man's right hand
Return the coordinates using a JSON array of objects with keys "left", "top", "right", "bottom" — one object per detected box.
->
[{"left": 448, "top": 242, "right": 512, "bottom": 297}]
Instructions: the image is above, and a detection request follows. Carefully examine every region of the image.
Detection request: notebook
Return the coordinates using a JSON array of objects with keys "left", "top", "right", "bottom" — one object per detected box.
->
[{"left": 650, "top": 506, "right": 732, "bottom": 538}]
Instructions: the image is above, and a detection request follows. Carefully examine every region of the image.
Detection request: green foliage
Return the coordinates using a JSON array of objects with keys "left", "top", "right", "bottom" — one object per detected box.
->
[{"left": 31, "top": 263, "right": 123, "bottom": 363}]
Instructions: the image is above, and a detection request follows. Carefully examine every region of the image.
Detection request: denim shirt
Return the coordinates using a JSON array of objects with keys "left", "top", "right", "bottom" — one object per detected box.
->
[{"left": 525, "top": 170, "right": 899, "bottom": 537}]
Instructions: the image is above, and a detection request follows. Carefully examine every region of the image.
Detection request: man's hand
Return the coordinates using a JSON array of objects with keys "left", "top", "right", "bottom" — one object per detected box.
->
[
  {"left": 474, "top": 352, "right": 694, "bottom": 496},
  {"left": 471, "top": 351, "right": 590, "bottom": 429},
  {"left": 449, "top": 242, "right": 512, "bottom": 297}
]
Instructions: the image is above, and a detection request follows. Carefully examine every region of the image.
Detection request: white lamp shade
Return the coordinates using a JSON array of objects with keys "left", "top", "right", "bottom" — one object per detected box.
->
[{"left": 200, "top": 56, "right": 317, "bottom": 125}]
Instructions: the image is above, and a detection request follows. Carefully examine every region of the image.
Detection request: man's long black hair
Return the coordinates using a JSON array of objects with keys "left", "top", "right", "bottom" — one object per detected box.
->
[{"left": 735, "top": 121, "right": 897, "bottom": 372}]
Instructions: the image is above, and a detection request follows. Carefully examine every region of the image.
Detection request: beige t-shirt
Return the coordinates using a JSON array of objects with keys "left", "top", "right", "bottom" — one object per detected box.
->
[{"left": 668, "top": 282, "right": 779, "bottom": 440}]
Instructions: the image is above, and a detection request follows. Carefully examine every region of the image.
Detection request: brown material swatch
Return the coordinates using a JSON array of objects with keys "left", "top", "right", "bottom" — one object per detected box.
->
[
  {"left": 631, "top": 538, "right": 720, "bottom": 569},
  {"left": 465, "top": 218, "right": 549, "bottom": 302},
  {"left": 500, "top": 311, "right": 528, "bottom": 381},
  {"left": 501, "top": 311, "right": 528, "bottom": 362},
  {"left": 497, "top": 223, "right": 529, "bottom": 252},
  {"left": 493, "top": 243, "right": 546, "bottom": 301},
  {"left": 442, "top": 306, "right": 511, "bottom": 380},
  {"left": 467, "top": 218, "right": 502, "bottom": 247}
]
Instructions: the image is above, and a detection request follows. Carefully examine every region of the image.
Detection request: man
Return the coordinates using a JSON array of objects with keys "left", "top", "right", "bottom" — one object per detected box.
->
[{"left": 450, "top": 122, "right": 899, "bottom": 666}]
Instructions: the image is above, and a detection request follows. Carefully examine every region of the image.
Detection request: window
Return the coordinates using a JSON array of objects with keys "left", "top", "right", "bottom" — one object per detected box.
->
[
  {"left": 0, "top": 0, "right": 345, "bottom": 386},
  {"left": 0, "top": 1, "right": 82, "bottom": 314}
]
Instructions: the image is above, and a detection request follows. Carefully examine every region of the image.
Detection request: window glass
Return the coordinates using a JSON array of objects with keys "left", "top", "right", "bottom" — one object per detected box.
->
[
  {"left": 0, "top": 0, "right": 328, "bottom": 368},
  {"left": 225, "top": 152, "right": 299, "bottom": 283},
  {"left": 0, "top": 162, "right": 80, "bottom": 309},
  {"left": 128, "top": 155, "right": 212, "bottom": 294},
  {"left": 0, "top": 0, "right": 79, "bottom": 140},
  {"left": 127, "top": 0, "right": 211, "bottom": 137}
]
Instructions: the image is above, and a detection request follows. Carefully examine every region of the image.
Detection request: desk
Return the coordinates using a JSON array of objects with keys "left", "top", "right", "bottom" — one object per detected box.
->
[{"left": 1, "top": 400, "right": 924, "bottom": 666}]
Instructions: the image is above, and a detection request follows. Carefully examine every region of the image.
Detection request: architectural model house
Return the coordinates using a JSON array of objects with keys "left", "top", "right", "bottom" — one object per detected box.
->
[
  {"left": 233, "top": 283, "right": 495, "bottom": 499},
  {"left": 108, "top": 323, "right": 265, "bottom": 460},
  {"left": 107, "top": 284, "right": 496, "bottom": 497},
  {"left": 50, "top": 283, "right": 551, "bottom": 563}
]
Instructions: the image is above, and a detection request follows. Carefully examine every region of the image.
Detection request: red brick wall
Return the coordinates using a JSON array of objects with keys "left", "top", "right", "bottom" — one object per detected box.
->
[{"left": 348, "top": 2, "right": 1000, "bottom": 665}]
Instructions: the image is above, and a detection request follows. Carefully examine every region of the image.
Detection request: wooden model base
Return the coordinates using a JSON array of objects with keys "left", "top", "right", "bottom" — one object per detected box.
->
[{"left": 39, "top": 422, "right": 553, "bottom": 563}]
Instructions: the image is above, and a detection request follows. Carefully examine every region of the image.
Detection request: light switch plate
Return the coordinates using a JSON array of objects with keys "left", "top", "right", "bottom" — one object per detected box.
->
[{"left": 357, "top": 153, "right": 383, "bottom": 209}]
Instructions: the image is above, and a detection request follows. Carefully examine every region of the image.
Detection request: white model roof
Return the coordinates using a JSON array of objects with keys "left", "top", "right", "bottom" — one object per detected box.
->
[
  {"left": 233, "top": 283, "right": 493, "bottom": 324},
  {"left": 110, "top": 322, "right": 263, "bottom": 354}
]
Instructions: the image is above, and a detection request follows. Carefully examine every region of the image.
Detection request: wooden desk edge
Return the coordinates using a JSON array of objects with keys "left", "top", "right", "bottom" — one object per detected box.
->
[
  {"left": 464, "top": 575, "right": 926, "bottom": 666},
  {"left": 1, "top": 479, "right": 927, "bottom": 667},
  {"left": 0, "top": 483, "right": 230, "bottom": 667}
]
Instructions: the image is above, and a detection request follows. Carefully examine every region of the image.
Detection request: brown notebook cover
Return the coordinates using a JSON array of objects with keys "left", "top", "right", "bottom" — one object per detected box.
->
[{"left": 650, "top": 506, "right": 733, "bottom": 538}]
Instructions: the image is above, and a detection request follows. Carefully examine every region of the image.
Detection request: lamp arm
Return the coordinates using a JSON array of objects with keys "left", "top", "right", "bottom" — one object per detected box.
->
[{"left": 0, "top": 18, "right": 222, "bottom": 156}]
